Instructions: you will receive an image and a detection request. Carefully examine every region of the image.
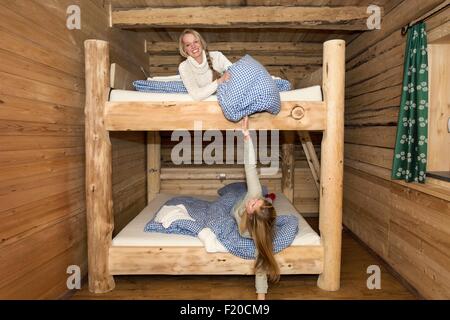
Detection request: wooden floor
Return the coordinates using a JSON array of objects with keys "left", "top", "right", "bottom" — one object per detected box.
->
[{"left": 71, "top": 219, "right": 418, "bottom": 300}]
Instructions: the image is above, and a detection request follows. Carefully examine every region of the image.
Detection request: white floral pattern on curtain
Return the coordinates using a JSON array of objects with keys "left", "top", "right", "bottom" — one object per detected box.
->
[{"left": 392, "top": 22, "right": 429, "bottom": 183}]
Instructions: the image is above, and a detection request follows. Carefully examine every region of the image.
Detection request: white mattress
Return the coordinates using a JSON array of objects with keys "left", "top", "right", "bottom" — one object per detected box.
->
[
  {"left": 112, "top": 192, "right": 321, "bottom": 248},
  {"left": 109, "top": 85, "right": 323, "bottom": 102}
]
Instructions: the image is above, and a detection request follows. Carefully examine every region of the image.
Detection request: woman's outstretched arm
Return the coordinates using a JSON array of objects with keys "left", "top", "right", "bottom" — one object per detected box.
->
[{"left": 242, "top": 117, "right": 262, "bottom": 198}]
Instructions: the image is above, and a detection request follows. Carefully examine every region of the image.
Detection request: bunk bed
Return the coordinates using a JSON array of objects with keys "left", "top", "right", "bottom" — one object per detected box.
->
[{"left": 84, "top": 39, "right": 345, "bottom": 294}]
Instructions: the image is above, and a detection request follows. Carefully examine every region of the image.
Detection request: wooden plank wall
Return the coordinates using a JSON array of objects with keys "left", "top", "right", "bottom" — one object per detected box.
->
[
  {"left": 428, "top": 43, "right": 450, "bottom": 171},
  {"left": 344, "top": 0, "right": 450, "bottom": 299},
  {"left": 148, "top": 52, "right": 322, "bottom": 85},
  {"left": 0, "top": 0, "right": 147, "bottom": 299}
]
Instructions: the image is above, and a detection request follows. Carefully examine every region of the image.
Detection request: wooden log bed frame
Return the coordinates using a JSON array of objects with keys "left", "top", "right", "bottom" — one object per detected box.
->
[{"left": 84, "top": 39, "right": 345, "bottom": 294}]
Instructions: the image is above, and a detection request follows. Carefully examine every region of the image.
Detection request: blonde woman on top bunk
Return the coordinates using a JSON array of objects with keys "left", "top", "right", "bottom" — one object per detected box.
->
[
  {"left": 235, "top": 116, "right": 280, "bottom": 300},
  {"left": 178, "top": 29, "right": 232, "bottom": 101}
]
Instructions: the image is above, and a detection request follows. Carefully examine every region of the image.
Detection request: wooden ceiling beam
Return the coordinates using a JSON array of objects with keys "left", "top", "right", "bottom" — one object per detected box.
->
[
  {"left": 112, "top": 6, "right": 380, "bottom": 30},
  {"left": 146, "top": 41, "right": 323, "bottom": 55}
]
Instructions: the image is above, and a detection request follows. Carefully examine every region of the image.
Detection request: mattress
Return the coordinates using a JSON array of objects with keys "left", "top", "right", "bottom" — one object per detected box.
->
[
  {"left": 109, "top": 85, "right": 323, "bottom": 102},
  {"left": 112, "top": 192, "right": 321, "bottom": 248}
]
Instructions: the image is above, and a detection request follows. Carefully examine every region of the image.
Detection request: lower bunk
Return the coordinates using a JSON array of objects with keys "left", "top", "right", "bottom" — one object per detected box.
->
[{"left": 109, "top": 192, "right": 324, "bottom": 275}]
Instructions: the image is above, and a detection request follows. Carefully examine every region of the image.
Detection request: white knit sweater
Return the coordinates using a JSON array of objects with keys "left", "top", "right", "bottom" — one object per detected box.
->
[{"left": 178, "top": 50, "right": 232, "bottom": 101}]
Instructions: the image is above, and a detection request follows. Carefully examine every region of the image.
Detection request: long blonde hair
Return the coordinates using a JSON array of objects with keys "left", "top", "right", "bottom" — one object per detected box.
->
[
  {"left": 247, "top": 199, "right": 280, "bottom": 283},
  {"left": 178, "top": 29, "right": 221, "bottom": 81}
]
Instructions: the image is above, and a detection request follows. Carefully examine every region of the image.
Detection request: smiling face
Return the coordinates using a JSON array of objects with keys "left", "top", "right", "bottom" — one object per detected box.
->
[
  {"left": 246, "top": 198, "right": 265, "bottom": 215},
  {"left": 182, "top": 33, "right": 203, "bottom": 61}
]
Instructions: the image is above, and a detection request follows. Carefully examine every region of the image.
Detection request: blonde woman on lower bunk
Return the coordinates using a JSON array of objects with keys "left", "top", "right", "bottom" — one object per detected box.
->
[
  {"left": 178, "top": 28, "right": 232, "bottom": 101},
  {"left": 234, "top": 116, "right": 280, "bottom": 300}
]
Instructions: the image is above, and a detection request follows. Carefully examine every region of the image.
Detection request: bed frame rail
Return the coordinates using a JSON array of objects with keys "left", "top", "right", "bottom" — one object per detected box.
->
[
  {"left": 109, "top": 245, "right": 324, "bottom": 275},
  {"left": 105, "top": 100, "right": 326, "bottom": 131}
]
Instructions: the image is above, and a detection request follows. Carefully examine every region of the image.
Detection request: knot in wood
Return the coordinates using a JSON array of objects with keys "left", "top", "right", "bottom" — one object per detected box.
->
[{"left": 291, "top": 105, "right": 305, "bottom": 120}]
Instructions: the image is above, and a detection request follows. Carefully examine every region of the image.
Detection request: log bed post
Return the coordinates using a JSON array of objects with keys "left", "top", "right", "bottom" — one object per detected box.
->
[
  {"left": 84, "top": 40, "right": 115, "bottom": 293},
  {"left": 317, "top": 39, "right": 345, "bottom": 291},
  {"left": 147, "top": 131, "right": 161, "bottom": 203}
]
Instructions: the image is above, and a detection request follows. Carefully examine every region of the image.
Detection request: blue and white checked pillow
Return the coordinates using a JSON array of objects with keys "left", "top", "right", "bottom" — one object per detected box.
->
[
  {"left": 133, "top": 80, "right": 188, "bottom": 93},
  {"left": 133, "top": 78, "right": 290, "bottom": 95},
  {"left": 274, "top": 78, "right": 291, "bottom": 92},
  {"left": 217, "top": 55, "right": 283, "bottom": 122},
  {"left": 217, "top": 181, "right": 268, "bottom": 197}
]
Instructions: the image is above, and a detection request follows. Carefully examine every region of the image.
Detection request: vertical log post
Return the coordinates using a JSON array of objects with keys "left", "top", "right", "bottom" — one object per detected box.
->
[
  {"left": 317, "top": 39, "right": 345, "bottom": 291},
  {"left": 147, "top": 131, "right": 161, "bottom": 203},
  {"left": 84, "top": 40, "right": 115, "bottom": 293},
  {"left": 281, "top": 131, "right": 296, "bottom": 203}
]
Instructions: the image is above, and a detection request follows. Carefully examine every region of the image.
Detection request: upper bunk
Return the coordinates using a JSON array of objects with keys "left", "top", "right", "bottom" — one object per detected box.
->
[{"left": 84, "top": 39, "right": 345, "bottom": 132}]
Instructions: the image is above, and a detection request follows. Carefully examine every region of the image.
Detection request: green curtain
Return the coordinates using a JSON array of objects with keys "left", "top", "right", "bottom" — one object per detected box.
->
[{"left": 392, "top": 22, "right": 429, "bottom": 183}]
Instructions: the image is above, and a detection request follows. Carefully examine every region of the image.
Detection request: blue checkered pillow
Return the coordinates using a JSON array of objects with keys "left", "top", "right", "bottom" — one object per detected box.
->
[
  {"left": 217, "top": 55, "right": 281, "bottom": 122},
  {"left": 133, "top": 80, "right": 188, "bottom": 93},
  {"left": 134, "top": 78, "right": 290, "bottom": 94},
  {"left": 217, "top": 182, "right": 268, "bottom": 197}
]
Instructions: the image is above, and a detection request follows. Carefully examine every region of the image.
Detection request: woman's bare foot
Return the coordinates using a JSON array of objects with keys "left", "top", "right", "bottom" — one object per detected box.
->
[{"left": 257, "top": 293, "right": 266, "bottom": 300}]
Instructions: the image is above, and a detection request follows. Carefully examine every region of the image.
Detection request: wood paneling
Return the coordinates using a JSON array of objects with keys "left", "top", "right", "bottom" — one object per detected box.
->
[
  {"left": 345, "top": 126, "right": 397, "bottom": 149},
  {"left": 346, "top": 0, "right": 444, "bottom": 60},
  {"left": 147, "top": 52, "right": 322, "bottom": 84},
  {"left": 0, "top": 0, "right": 147, "bottom": 299},
  {"left": 428, "top": 43, "right": 450, "bottom": 171},
  {"left": 149, "top": 54, "right": 322, "bottom": 66},
  {"left": 344, "top": 167, "right": 450, "bottom": 299},
  {"left": 111, "top": 132, "right": 146, "bottom": 236},
  {"left": 146, "top": 41, "right": 323, "bottom": 55},
  {"left": 344, "top": 143, "right": 394, "bottom": 169},
  {"left": 343, "top": 1, "right": 450, "bottom": 299}
]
